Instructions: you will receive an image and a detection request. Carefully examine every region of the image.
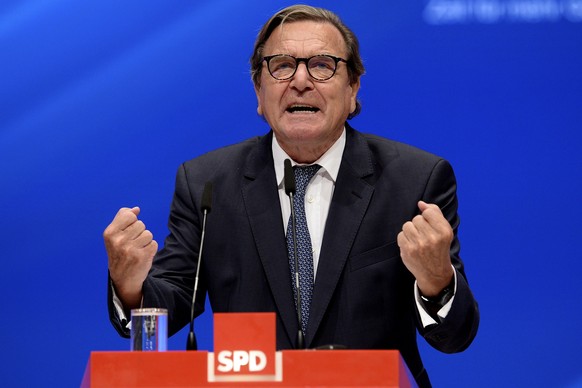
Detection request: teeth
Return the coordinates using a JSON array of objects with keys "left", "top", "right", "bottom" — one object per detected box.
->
[{"left": 288, "top": 105, "right": 318, "bottom": 113}]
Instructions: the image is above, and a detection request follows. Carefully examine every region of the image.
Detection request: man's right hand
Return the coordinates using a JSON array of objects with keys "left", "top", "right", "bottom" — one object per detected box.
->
[{"left": 103, "top": 207, "right": 158, "bottom": 310}]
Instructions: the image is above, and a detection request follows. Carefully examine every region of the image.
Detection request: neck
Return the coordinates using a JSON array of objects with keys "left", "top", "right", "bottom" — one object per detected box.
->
[{"left": 277, "top": 136, "right": 340, "bottom": 164}]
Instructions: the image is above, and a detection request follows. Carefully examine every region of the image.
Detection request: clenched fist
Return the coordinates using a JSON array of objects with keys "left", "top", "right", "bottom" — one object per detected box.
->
[
  {"left": 397, "top": 201, "right": 454, "bottom": 297},
  {"left": 103, "top": 207, "right": 158, "bottom": 309}
]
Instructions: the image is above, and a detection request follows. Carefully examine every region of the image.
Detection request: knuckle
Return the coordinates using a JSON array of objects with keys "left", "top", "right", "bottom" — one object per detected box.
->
[
  {"left": 120, "top": 244, "right": 139, "bottom": 260},
  {"left": 415, "top": 240, "right": 428, "bottom": 252},
  {"left": 111, "top": 233, "right": 126, "bottom": 246},
  {"left": 105, "top": 234, "right": 123, "bottom": 249},
  {"left": 103, "top": 227, "right": 113, "bottom": 239},
  {"left": 426, "top": 233, "right": 439, "bottom": 246},
  {"left": 147, "top": 243, "right": 159, "bottom": 257}
]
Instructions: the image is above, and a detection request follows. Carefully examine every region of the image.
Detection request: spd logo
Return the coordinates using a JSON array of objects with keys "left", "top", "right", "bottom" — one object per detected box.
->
[
  {"left": 208, "top": 313, "right": 282, "bottom": 382},
  {"left": 216, "top": 350, "right": 267, "bottom": 372}
]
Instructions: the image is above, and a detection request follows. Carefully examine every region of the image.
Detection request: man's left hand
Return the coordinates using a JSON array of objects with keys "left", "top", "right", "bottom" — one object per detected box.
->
[{"left": 397, "top": 201, "right": 454, "bottom": 297}]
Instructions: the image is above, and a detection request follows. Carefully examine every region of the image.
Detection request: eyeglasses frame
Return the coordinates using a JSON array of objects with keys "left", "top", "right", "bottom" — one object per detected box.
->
[{"left": 262, "top": 54, "right": 349, "bottom": 81}]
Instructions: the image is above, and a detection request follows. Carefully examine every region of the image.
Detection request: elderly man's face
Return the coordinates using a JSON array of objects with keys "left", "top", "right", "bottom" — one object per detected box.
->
[{"left": 255, "top": 20, "right": 360, "bottom": 162}]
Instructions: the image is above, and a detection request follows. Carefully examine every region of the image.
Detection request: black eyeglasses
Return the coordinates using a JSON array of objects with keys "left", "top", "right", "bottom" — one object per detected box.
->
[{"left": 262, "top": 54, "right": 348, "bottom": 81}]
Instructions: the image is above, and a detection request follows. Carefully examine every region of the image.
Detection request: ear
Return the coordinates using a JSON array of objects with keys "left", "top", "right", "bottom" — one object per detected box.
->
[
  {"left": 349, "top": 78, "right": 361, "bottom": 114},
  {"left": 254, "top": 83, "right": 263, "bottom": 116}
]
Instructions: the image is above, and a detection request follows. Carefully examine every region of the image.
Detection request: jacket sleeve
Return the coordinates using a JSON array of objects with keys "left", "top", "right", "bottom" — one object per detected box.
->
[{"left": 416, "top": 159, "right": 480, "bottom": 353}]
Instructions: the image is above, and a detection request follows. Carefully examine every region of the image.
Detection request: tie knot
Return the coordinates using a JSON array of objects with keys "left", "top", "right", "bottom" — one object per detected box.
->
[{"left": 294, "top": 165, "right": 320, "bottom": 194}]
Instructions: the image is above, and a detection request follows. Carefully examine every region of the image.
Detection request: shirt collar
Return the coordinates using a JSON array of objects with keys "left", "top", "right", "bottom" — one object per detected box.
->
[{"left": 272, "top": 128, "right": 346, "bottom": 188}]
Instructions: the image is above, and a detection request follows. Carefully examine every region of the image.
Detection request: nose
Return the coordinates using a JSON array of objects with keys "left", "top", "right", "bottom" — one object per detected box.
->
[{"left": 289, "top": 62, "right": 313, "bottom": 91}]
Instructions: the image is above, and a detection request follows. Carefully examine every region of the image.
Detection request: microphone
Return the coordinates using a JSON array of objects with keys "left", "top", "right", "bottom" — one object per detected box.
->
[
  {"left": 284, "top": 159, "right": 305, "bottom": 350},
  {"left": 186, "top": 181, "right": 213, "bottom": 351},
  {"left": 284, "top": 158, "right": 296, "bottom": 196}
]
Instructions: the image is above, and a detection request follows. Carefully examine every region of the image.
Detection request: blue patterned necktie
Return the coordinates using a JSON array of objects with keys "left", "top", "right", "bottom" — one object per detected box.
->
[{"left": 286, "top": 164, "right": 320, "bottom": 336}]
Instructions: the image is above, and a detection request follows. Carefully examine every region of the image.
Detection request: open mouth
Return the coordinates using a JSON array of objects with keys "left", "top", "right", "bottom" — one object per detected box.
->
[{"left": 286, "top": 105, "right": 320, "bottom": 113}]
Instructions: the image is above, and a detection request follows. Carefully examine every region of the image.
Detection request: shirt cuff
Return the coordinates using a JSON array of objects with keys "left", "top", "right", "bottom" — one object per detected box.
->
[
  {"left": 111, "top": 284, "right": 132, "bottom": 330},
  {"left": 414, "top": 265, "right": 457, "bottom": 327}
]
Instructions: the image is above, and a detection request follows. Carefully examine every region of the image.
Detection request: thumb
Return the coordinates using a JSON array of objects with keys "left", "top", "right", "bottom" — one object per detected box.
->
[
  {"left": 418, "top": 200, "right": 430, "bottom": 212},
  {"left": 418, "top": 200, "right": 441, "bottom": 214},
  {"left": 130, "top": 206, "right": 141, "bottom": 216}
]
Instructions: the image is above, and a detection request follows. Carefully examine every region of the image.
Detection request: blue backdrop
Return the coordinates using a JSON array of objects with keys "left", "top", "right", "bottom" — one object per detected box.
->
[{"left": 1, "top": 1, "right": 581, "bottom": 386}]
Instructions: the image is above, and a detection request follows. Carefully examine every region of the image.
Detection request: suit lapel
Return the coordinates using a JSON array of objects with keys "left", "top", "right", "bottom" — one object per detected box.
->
[
  {"left": 306, "top": 126, "right": 375, "bottom": 346},
  {"left": 240, "top": 132, "right": 298, "bottom": 345}
]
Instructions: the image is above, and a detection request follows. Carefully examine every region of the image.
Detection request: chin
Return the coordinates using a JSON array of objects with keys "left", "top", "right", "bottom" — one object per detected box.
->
[{"left": 284, "top": 127, "right": 325, "bottom": 142}]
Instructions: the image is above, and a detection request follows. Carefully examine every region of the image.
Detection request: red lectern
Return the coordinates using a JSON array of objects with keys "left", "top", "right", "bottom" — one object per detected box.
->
[{"left": 82, "top": 313, "right": 417, "bottom": 387}]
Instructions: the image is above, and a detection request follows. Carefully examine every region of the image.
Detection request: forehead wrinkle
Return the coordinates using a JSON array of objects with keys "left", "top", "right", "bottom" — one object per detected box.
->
[{"left": 264, "top": 22, "right": 347, "bottom": 57}]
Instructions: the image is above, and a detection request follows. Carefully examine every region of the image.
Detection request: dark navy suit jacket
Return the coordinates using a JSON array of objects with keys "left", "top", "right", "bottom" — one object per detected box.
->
[{"left": 109, "top": 123, "right": 479, "bottom": 387}]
